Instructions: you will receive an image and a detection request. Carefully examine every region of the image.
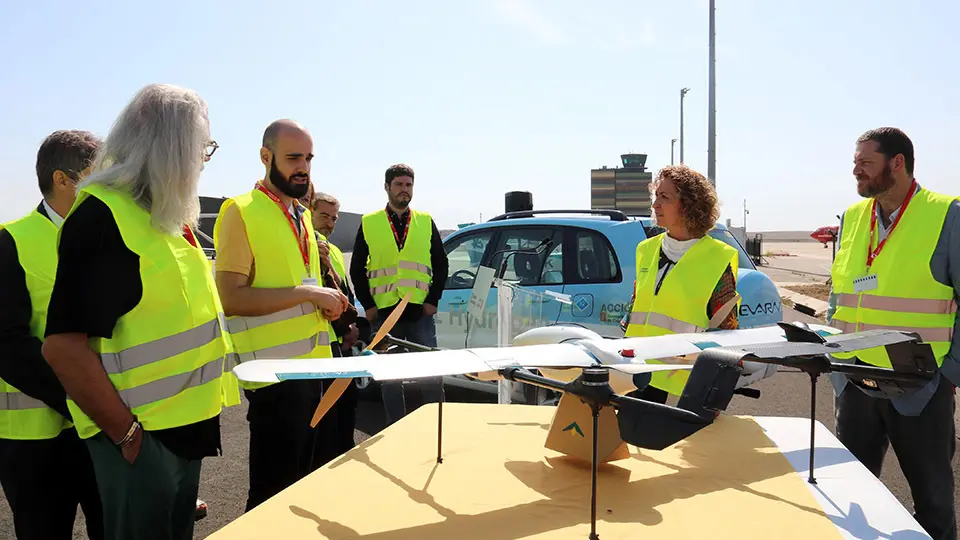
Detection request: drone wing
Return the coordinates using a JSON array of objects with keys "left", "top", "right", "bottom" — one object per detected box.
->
[
  {"left": 612, "top": 323, "right": 842, "bottom": 361},
  {"left": 723, "top": 328, "right": 925, "bottom": 362},
  {"left": 230, "top": 342, "right": 694, "bottom": 384}
]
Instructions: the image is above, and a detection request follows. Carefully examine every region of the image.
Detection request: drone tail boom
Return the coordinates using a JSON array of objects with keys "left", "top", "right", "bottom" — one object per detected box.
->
[{"left": 615, "top": 347, "right": 744, "bottom": 450}]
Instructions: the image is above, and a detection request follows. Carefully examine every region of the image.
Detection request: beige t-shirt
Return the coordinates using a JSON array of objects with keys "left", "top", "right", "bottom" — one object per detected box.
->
[{"left": 214, "top": 202, "right": 256, "bottom": 283}]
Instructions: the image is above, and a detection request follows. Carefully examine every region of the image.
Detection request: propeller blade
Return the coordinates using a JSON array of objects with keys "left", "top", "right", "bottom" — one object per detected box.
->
[
  {"left": 367, "top": 293, "right": 411, "bottom": 351},
  {"left": 309, "top": 293, "right": 411, "bottom": 428}
]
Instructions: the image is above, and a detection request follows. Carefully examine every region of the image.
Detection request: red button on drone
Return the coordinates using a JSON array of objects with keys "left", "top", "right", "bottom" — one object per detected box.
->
[{"left": 620, "top": 349, "right": 635, "bottom": 358}]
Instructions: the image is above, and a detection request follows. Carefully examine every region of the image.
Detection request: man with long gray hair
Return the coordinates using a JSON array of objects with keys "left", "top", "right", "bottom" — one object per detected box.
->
[{"left": 42, "top": 83, "right": 238, "bottom": 540}]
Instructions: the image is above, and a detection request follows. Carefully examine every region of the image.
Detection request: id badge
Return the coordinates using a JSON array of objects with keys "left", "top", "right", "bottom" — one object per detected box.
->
[
  {"left": 853, "top": 274, "right": 878, "bottom": 293},
  {"left": 302, "top": 277, "right": 319, "bottom": 286}
]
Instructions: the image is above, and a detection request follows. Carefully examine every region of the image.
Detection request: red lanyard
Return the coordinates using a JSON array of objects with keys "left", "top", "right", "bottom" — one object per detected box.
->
[
  {"left": 387, "top": 207, "right": 411, "bottom": 250},
  {"left": 256, "top": 182, "right": 311, "bottom": 272},
  {"left": 867, "top": 179, "right": 917, "bottom": 267},
  {"left": 182, "top": 225, "right": 198, "bottom": 248}
]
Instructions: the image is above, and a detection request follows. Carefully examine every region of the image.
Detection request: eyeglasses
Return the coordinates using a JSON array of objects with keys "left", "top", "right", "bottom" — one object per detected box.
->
[{"left": 204, "top": 141, "right": 219, "bottom": 160}]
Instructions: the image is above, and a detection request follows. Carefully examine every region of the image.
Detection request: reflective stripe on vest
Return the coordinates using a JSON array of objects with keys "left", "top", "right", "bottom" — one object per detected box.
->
[
  {"left": 829, "top": 189, "right": 958, "bottom": 368},
  {"left": 0, "top": 391, "right": 48, "bottom": 411},
  {"left": 366, "top": 260, "right": 433, "bottom": 279},
  {"left": 628, "top": 311, "right": 706, "bottom": 334},
  {"left": 624, "top": 233, "right": 739, "bottom": 396},
  {"left": 65, "top": 185, "right": 230, "bottom": 439},
  {"left": 214, "top": 189, "right": 332, "bottom": 391},
  {"left": 100, "top": 316, "right": 224, "bottom": 374},
  {"left": 361, "top": 209, "right": 433, "bottom": 308},
  {"left": 0, "top": 209, "right": 72, "bottom": 440},
  {"left": 229, "top": 332, "right": 331, "bottom": 364},
  {"left": 116, "top": 356, "right": 225, "bottom": 411},
  {"left": 830, "top": 320, "right": 953, "bottom": 344},
  {"left": 370, "top": 278, "right": 431, "bottom": 296}
]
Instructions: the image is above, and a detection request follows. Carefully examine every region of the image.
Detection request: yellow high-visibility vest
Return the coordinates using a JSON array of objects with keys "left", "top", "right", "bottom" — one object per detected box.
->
[
  {"left": 830, "top": 188, "right": 958, "bottom": 367},
  {"left": 0, "top": 208, "right": 73, "bottom": 440},
  {"left": 361, "top": 209, "right": 433, "bottom": 308},
  {"left": 318, "top": 232, "right": 349, "bottom": 345},
  {"left": 64, "top": 184, "right": 231, "bottom": 439},
  {"left": 624, "top": 233, "right": 739, "bottom": 396},
  {"left": 214, "top": 188, "right": 332, "bottom": 390}
]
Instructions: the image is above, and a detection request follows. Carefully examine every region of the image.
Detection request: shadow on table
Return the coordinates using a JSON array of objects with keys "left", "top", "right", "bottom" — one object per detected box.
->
[{"left": 285, "top": 416, "right": 859, "bottom": 539}]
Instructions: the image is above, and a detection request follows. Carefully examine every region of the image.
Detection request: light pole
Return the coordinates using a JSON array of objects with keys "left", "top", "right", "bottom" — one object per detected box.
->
[
  {"left": 679, "top": 87, "right": 690, "bottom": 163},
  {"left": 743, "top": 199, "right": 749, "bottom": 232},
  {"left": 707, "top": 0, "right": 717, "bottom": 185},
  {"left": 671, "top": 138, "right": 677, "bottom": 165}
]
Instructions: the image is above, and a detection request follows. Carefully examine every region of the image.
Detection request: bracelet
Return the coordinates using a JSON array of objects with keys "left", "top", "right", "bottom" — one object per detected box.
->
[{"left": 115, "top": 420, "right": 141, "bottom": 448}]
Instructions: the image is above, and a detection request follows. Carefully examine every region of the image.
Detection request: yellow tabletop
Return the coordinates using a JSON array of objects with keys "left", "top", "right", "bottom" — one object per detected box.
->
[{"left": 209, "top": 402, "right": 842, "bottom": 539}]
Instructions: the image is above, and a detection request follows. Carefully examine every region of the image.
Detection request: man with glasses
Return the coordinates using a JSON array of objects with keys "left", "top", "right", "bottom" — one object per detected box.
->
[
  {"left": 42, "top": 84, "right": 236, "bottom": 540},
  {"left": 0, "top": 130, "right": 104, "bottom": 540}
]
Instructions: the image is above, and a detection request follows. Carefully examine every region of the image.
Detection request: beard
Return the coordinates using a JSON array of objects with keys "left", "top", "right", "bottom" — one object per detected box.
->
[
  {"left": 270, "top": 156, "right": 310, "bottom": 199},
  {"left": 857, "top": 161, "right": 896, "bottom": 198},
  {"left": 389, "top": 191, "right": 411, "bottom": 210}
]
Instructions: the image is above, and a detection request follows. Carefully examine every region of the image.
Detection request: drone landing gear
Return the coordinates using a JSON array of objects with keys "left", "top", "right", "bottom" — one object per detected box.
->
[
  {"left": 437, "top": 394, "right": 444, "bottom": 464},
  {"left": 589, "top": 403, "right": 601, "bottom": 540},
  {"left": 807, "top": 372, "right": 818, "bottom": 485},
  {"left": 502, "top": 366, "right": 621, "bottom": 539}
]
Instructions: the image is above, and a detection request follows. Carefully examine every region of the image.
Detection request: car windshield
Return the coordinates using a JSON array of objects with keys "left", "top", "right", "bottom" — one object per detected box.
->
[
  {"left": 708, "top": 229, "right": 755, "bottom": 270},
  {"left": 640, "top": 221, "right": 755, "bottom": 270}
]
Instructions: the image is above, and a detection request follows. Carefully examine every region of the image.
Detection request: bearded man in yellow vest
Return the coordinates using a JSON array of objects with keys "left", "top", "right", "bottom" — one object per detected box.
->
[
  {"left": 350, "top": 163, "right": 450, "bottom": 425},
  {"left": 0, "top": 130, "right": 104, "bottom": 540},
  {"left": 213, "top": 119, "right": 349, "bottom": 512},
  {"left": 41, "top": 84, "right": 237, "bottom": 540},
  {"left": 623, "top": 165, "right": 740, "bottom": 404},
  {"left": 827, "top": 127, "right": 959, "bottom": 540}
]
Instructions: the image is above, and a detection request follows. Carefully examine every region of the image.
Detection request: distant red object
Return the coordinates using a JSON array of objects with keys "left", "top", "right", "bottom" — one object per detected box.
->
[{"left": 810, "top": 226, "right": 839, "bottom": 244}]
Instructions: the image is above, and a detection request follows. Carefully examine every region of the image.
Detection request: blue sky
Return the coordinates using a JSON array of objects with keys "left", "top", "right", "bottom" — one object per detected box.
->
[{"left": 1, "top": 0, "right": 957, "bottom": 232}]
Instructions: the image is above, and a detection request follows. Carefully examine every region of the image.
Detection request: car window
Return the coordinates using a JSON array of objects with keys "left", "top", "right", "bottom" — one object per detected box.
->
[
  {"left": 571, "top": 229, "right": 620, "bottom": 283},
  {"left": 488, "top": 227, "right": 563, "bottom": 286},
  {"left": 443, "top": 231, "right": 495, "bottom": 289},
  {"left": 540, "top": 242, "right": 563, "bottom": 284},
  {"left": 708, "top": 229, "right": 755, "bottom": 270}
]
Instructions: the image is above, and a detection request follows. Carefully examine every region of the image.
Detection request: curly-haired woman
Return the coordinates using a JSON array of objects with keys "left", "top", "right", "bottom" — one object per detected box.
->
[{"left": 624, "top": 164, "right": 741, "bottom": 404}]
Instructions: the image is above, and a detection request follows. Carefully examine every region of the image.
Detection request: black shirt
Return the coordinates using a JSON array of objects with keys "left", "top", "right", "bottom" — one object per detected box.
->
[
  {"left": 43, "top": 196, "right": 220, "bottom": 460},
  {"left": 0, "top": 203, "right": 72, "bottom": 420},
  {"left": 350, "top": 207, "right": 449, "bottom": 323}
]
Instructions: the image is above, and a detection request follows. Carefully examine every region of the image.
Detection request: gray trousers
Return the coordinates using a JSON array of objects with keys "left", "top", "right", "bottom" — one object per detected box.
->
[
  {"left": 835, "top": 374, "right": 957, "bottom": 540},
  {"left": 375, "top": 314, "right": 444, "bottom": 425}
]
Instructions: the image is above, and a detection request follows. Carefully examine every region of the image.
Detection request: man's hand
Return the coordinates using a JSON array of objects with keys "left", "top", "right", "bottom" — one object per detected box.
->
[
  {"left": 42, "top": 334, "right": 138, "bottom": 445},
  {"left": 422, "top": 303, "right": 438, "bottom": 316},
  {"left": 364, "top": 307, "right": 378, "bottom": 322},
  {"left": 306, "top": 286, "right": 349, "bottom": 321},
  {"left": 121, "top": 426, "right": 144, "bottom": 464},
  {"left": 318, "top": 240, "right": 332, "bottom": 269},
  {"left": 341, "top": 323, "right": 359, "bottom": 351}
]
